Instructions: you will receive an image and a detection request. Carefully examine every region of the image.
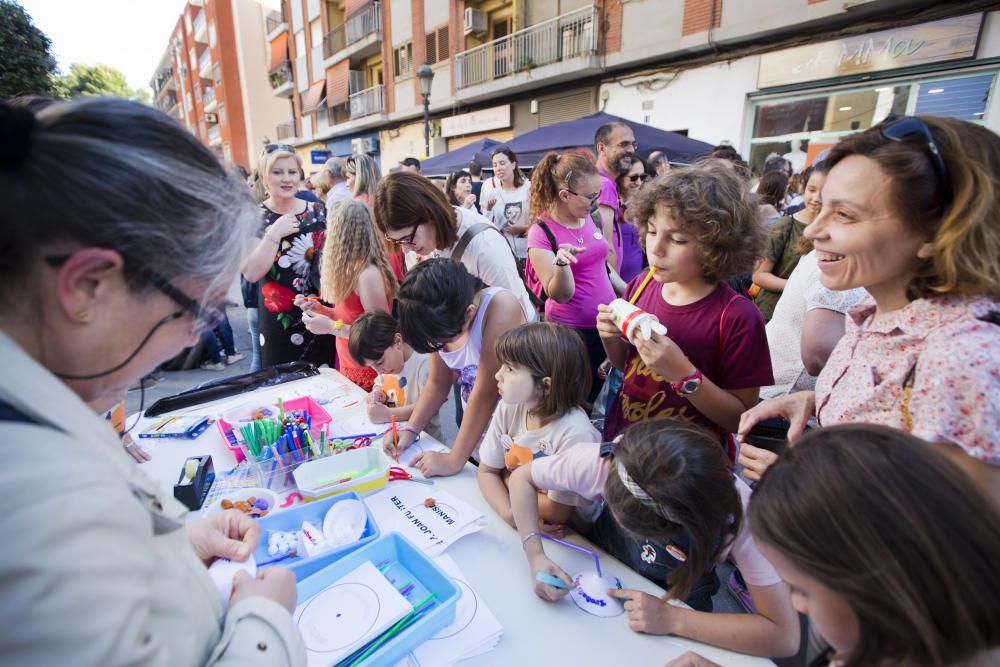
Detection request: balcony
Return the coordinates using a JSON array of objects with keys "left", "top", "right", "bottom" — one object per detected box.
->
[
  {"left": 207, "top": 124, "right": 221, "bottom": 146},
  {"left": 322, "top": 1, "right": 381, "bottom": 66},
  {"left": 456, "top": 5, "right": 598, "bottom": 91},
  {"left": 158, "top": 93, "right": 178, "bottom": 114},
  {"left": 153, "top": 67, "right": 175, "bottom": 95},
  {"left": 202, "top": 86, "right": 217, "bottom": 112},
  {"left": 270, "top": 63, "right": 294, "bottom": 97},
  {"left": 265, "top": 8, "right": 287, "bottom": 37},
  {"left": 349, "top": 84, "right": 384, "bottom": 119},
  {"left": 198, "top": 49, "right": 213, "bottom": 80},
  {"left": 276, "top": 121, "right": 296, "bottom": 140},
  {"left": 193, "top": 10, "right": 208, "bottom": 44}
]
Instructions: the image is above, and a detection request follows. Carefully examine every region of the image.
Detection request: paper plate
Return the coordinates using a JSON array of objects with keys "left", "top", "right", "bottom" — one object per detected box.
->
[
  {"left": 296, "top": 582, "right": 380, "bottom": 652},
  {"left": 569, "top": 572, "right": 625, "bottom": 617},
  {"left": 322, "top": 499, "right": 367, "bottom": 546}
]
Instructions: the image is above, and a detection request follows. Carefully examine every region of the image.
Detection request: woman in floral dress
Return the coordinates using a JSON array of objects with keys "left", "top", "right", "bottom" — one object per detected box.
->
[{"left": 242, "top": 147, "right": 336, "bottom": 368}]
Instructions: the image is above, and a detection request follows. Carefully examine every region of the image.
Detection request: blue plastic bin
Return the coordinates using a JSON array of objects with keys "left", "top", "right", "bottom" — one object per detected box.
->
[
  {"left": 296, "top": 532, "right": 460, "bottom": 667},
  {"left": 254, "top": 491, "right": 379, "bottom": 581}
]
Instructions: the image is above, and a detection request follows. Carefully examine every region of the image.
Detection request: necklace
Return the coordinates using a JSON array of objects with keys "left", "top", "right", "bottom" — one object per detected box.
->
[{"left": 554, "top": 217, "right": 587, "bottom": 245}]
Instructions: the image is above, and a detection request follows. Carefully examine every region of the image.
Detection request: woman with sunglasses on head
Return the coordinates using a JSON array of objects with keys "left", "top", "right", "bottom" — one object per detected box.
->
[
  {"left": 0, "top": 99, "right": 304, "bottom": 665},
  {"left": 445, "top": 170, "right": 477, "bottom": 210},
  {"left": 615, "top": 155, "right": 650, "bottom": 284},
  {"left": 526, "top": 152, "right": 617, "bottom": 403},
  {"left": 738, "top": 116, "right": 1000, "bottom": 507},
  {"left": 344, "top": 153, "right": 380, "bottom": 204},
  {"left": 372, "top": 171, "right": 536, "bottom": 322},
  {"left": 243, "top": 145, "right": 335, "bottom": 369}
]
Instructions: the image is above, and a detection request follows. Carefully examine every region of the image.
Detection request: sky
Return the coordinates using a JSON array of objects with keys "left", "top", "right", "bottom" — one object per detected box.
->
[{"left": 19, "top": 0, "right": 188, "bottom": 91}]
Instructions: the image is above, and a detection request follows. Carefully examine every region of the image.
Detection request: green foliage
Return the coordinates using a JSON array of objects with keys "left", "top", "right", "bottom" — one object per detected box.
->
[
  {"left": 0, "top": 0, "right": 58, "bottom": 98},
  {"left": 55, "top": 63, "right": 151, "bottom": 103}
]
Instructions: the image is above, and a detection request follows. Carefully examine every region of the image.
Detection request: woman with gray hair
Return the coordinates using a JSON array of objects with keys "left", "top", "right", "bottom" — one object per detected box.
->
[
  {"left": 0, "top": 98, "right": 305, "bottom": 665},
  {"left": 344, "top": 153, "right": 380, "bottom": 204}
]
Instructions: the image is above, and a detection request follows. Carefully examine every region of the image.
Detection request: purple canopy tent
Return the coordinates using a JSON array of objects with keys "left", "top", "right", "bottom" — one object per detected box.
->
[
  {"left": 501, "top": 112, "right": 713, "bottom": 168},
  {"left": 417, "top": 137, "right": 502, "bottom": 177}
]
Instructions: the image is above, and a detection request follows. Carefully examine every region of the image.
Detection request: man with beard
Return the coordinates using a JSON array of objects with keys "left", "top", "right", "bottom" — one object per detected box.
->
[{"left": 594, "top": 121, "right": 637, "bottom": 272}]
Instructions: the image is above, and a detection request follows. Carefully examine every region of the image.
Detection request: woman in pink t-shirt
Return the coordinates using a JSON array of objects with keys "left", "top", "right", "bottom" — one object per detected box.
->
[
  {"left": 510, "top": 418, "right": 799, "bottom": 658},
  {"left": 527, "top": 152, "right": 618, "bottom": 403},
  {"left": 738, "top": 116, "right": 1000, "bottom": 507}
]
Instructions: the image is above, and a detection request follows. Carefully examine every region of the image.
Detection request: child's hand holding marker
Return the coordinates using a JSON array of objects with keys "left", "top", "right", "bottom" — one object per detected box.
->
[{"left": 528, "top": 553, "right": 573, "bottom": 601}]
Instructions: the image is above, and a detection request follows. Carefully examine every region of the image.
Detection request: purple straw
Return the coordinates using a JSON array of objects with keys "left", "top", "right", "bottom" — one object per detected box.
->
[{"left": 540, "top": 533, "right": 602, "bottom": 577}]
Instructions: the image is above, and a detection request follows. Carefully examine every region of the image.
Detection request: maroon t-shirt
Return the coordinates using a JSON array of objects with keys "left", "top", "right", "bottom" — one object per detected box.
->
[{"left": 603, "top": 278, "right": 773, "bottom": 442}]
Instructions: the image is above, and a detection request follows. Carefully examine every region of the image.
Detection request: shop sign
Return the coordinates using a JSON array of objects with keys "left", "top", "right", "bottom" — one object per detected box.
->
[
  {"left": 310, "top": 149, "right": 332, "bottom": 165},
  {"left": 440, "top": 105, "right": 511, "bottom": 138},
  {"left": 758, "top": 13, "right": 982, "bottom": 89}
]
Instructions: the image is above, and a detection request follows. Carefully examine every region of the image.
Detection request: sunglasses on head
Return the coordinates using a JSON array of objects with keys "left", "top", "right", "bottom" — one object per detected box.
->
[
  {"left": 265, "top": 143, "right": 295, "bottom": 154},
  {"left": 880, "top": 116, "right": 952, "bottom": 204}
]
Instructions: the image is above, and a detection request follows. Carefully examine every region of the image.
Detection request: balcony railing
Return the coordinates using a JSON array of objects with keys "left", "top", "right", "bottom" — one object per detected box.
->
[
  {"left": 198, "top": 49, "right": 212, "bottom": 78},
  {"left": 456, "top": 5, "right": 597, "bottom": 89},
  {"left": 202, "top": 86, "right": 216, "bottom": 110},
  {"left": 349, "top": 84, "right": 384, "bottom": 119},
  {"left": 158, "top": 93, "right": 178, "bottom": 112},
  {"left": 207, "top": 125, "right": 221, "bottom": 145},
  {"left": 193, "top": 10, "right": 208, "bottom": 42},
  {"left": 265, "top": 8, "right": 286, "bottom": 34},
  {"left": 153, "top": 67, "right": 174, "bottom": 94},
  {"left": 276, "top": 121, "right": 296, "bottom": 140},
  {"left": 323, "top": 1, "right": 381, "bottom": 60},
  {"left": 269, "top": 63, "right": 294, "bottom": 97}
]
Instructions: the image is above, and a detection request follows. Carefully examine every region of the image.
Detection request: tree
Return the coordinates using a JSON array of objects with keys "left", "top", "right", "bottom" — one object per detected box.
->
[
  {"left": 56, "top": 63, "right": 148, "bottom": 103},
  {"left": 0, "top": 0, "right": 58, "bottom": 98}
]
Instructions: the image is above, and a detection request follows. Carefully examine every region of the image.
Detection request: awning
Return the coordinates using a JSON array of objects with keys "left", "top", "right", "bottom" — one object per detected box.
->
[
  {"left": 301, "top": 80, "right": 326, "bottom": 113},
  {"left": 269, "top": 32, "right": 289, "bottom": 72},
  {"left": 326, "top": 60, "right": 350, "bottom": 106}
]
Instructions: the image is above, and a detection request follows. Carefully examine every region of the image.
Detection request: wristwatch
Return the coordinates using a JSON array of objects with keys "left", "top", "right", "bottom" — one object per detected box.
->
[{"left": 671, "top": 369, "right": 703, "bottom": 395}]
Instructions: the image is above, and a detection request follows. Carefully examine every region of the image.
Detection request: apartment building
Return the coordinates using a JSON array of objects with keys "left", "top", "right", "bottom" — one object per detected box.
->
[
  {"left": 265, "top": 0, "right": 999, "bottom": 175},
  {"left": 150, "top": 0, "right": 293, "bottom": 170}
]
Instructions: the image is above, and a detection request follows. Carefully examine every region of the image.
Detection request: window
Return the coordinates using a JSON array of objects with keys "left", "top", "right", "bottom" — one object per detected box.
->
[
  {"left": 223, "top": 143, "right": 232, "bottom": 163},
  {"left": 209, "top": 21, "right": 217, "bottom": 47},
  {"left": 393, "top": 42, "right": 412, "bottom": 77},
  {"left": 425, "top": 26, "right": 448, "bottom": 65},
  {"left": 914, "top": 74, "right": 994, "bottom": 121},
  {"left": 219, "top": 103, "right": 226, "bottom": 125},
  {"left": 185, "top": 92, "right": 193, "bottom": 112},
  {"left": 213, "top": 63, "right": 221, "bottom": 84}
]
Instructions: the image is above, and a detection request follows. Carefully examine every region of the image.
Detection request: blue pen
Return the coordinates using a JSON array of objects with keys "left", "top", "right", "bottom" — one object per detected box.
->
[{"left": 535, "top": 571, "right": 572, "bottom": 590}]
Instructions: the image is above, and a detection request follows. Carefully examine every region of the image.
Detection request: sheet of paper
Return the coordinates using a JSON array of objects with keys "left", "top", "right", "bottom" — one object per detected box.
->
[
  {"left": 365, "top": 486, "right": 486, "bottom": 556},
  {"left": 295, "top": 560, "right": 411, "bottom": 667},
  {"left": 407, "top": 554, "right": 503, "bottom": 667}
]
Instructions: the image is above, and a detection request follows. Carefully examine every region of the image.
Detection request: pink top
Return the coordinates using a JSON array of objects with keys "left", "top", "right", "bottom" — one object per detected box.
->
[
  {"left": 816, "top": 295, "right": 1000, "bottom": 465},
  {"left": 531, "top": 442, "right": 782, "bottom": 587},
  {"left": 527, "top": 214, "right": 616, "bottom": 328}
]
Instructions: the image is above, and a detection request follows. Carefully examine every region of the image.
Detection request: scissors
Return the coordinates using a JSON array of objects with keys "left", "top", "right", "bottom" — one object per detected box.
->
[
  {"left": 328, "top": 436, "right": 373, "bottom": 454},
  {"left": 388, "top": 466, "right": 434, "bottom": 485}
]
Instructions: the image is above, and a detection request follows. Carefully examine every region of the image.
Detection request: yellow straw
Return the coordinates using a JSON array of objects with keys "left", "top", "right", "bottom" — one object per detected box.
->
[{"left": 629, "top": 268, "right": 656, "bottom": 305}]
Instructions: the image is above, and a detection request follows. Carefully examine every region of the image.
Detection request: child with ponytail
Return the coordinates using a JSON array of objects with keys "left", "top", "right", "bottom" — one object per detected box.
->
[{"left": 527, "top": 152, "right": 622, "bottom": 403}]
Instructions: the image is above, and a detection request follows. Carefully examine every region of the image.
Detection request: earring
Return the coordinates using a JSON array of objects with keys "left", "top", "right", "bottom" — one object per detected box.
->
[{"left": 75, "top": 309, "right": 91, "bottom": 322}]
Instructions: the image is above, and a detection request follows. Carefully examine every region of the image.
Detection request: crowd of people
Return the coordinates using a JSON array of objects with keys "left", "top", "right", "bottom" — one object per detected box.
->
[{"left": 0, "top": 93, "right": 998, "bottom": 667}]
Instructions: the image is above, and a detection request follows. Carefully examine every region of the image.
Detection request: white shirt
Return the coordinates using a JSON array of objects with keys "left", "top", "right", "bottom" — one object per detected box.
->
[
  {"left": 325, "top": 180, "right": 351, "bottom": 211},
  {"left": 437, "top": 206, "right": 536, "bottom": 322},
  {"left": 479, "top": 178, "right": 531, "bottom": 259},
  {"left": 761, "top": 251, "right": 867, "bottom": 399},
  {"left": 373, "top": 350, "right": 441, "bottom": 441}
]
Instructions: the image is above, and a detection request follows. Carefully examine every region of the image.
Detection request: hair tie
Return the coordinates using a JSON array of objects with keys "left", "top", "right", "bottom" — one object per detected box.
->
[
  {"left": 614, "top": 459, "right": 681, "bottom": 523},
  {"left": 0, "top": 102, "right": 37, "bottom": 171}
]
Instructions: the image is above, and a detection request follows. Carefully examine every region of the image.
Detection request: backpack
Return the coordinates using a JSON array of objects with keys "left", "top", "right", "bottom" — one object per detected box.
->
[
  {"left": 451, "top": 221, "right": 546, "bottom": 311},
  {"left": 523, "top": 221, "right": 558, "bottom": 306}
]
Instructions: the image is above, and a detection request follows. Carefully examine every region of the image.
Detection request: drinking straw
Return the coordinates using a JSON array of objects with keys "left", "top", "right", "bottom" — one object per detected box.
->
[
  {"left": 629, "top": 268, "right": 657, "bottom": 305},
  {"left": 540, "top": 533, "right": 603, "bottom": 577}
]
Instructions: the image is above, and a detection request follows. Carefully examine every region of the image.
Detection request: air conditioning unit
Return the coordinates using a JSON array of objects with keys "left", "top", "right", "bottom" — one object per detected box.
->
[
  {"left": 204, "top": 112, "right": 218, "bottom": 124},
  {"left": 464, "top": 8, "right": 487, "bottom": 36},
  {"left": 352, "top": 137, "right": 378, "bottom": 154}
]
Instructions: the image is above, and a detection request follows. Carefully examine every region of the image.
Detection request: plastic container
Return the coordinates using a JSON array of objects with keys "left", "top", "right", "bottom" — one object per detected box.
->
[
  {"left": 293, "top": 447, "right": 390, "bottom": 501},
  {"left": 219, "top": 396, "right": 333, "bottom": 467},
  {"left": 254, "top": 491, "right": 379, "bottom": 581},
  {"left": 296, "top": 533, "right": 460, "bottom": 667},
  {"left": 216, "top": 417, "right": 246, "bottom": 463}
]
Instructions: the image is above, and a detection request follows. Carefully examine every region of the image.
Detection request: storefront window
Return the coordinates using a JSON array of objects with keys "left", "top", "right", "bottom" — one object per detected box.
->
[{"left": 748, "top": 74, "right": 995, "bottom": 175}]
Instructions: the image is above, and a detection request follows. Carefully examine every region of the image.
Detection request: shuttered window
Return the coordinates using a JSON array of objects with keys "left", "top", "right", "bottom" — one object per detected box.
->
[
  {"left": 393, "top": 42, "right": 412, "bottom": 77},
  {"left": 538, "top": 90, "right": 595, "bottom": 127},
  {"left": 425, "top": 25, "right": 448, "bottom": 65}
]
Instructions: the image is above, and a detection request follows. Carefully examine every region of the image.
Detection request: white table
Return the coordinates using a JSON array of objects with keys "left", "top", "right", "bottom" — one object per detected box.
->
[{"left": 135, "top": 370, "right": 773, "bottom": 667}]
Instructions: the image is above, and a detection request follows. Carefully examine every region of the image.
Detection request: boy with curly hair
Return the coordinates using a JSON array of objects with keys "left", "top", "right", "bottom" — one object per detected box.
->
[{"left": 597, "top": 160, "right": 772, "bottom": 457}]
